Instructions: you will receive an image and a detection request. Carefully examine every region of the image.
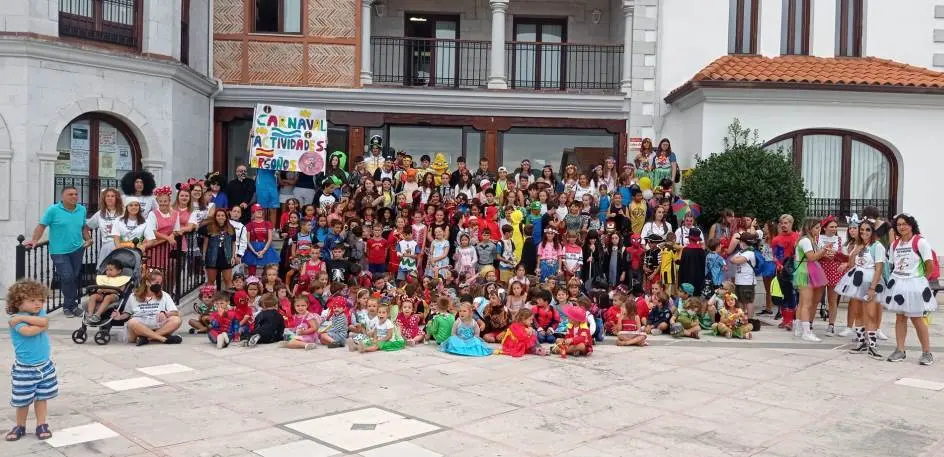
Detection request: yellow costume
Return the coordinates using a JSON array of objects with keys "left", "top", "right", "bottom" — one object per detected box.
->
[
  {"left": 430, "top": 153, "right": 450, "bottom": 186},
  {"left": 509, "top": 207, "right": 524, "bottom": 260}
]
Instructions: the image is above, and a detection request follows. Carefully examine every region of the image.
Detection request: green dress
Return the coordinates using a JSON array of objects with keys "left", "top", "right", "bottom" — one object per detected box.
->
[
  {"left": 427, "top": 313, "right": 456, "bottom": 344},
  {"left": 376, "top": 320, "right": 406, "bottom": 351}
]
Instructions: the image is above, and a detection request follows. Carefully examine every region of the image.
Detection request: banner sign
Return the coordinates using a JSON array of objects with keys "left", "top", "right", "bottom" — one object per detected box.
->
[{"left": 250, "top": 104, "right": 327, "bottom": 176}]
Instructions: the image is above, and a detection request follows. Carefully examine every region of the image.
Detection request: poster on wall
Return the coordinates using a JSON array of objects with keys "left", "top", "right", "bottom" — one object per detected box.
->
[
  {"left": 99, "top": 152, "right": 116, "bottom": 178},
  {"left": 116, "top": 145, "right": 132, "bottom": 171},
  {"left": 249, "top": 104, "right": 327, "bottom": 176},
  {"left": 71, "top": 125, "right": 90, "bottom": 151},
  {"left": 70, "top": 149, "right": 89, "bottom": 174},
  {"left": 99, "top": 125, "right": 118, "bottom": 148}
]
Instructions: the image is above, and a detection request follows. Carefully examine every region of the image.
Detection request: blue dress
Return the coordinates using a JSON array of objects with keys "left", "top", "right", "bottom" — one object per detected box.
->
[{"left": 441, "top": 321, "right": 492, "bottom": 357}]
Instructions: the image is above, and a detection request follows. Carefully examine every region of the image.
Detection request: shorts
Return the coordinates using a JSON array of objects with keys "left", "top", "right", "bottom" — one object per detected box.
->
[
  {"left": 11, "top": 360, "right": 58, "bottom": 408},
  {"left": 735, "top": 285, "right": 755, "bottom": 305}
]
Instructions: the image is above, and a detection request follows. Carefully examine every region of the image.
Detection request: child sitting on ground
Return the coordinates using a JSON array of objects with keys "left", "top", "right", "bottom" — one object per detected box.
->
[
  {"left": 646, "top": 291, "right": 673, "bottom": 335},
  {"left": 207, "top": 292, "right": 237, "bottom": 349},
  {"left": 671, "top": 296, "right": 702, "bottom": 339},
  {"left": 280, "top": 297, "right": 319, "bottom": 350},
  {"left": 319, "top": 296, "right": 350, "bottom": 348},
  {"left": 614, "top": 295, "right": 647, "bottom": 347},
  {"left": 396, "top": 298, "right": 425, "bottom": 346},
  {"left": 231, "top": 290, "right": 254, "bottom": 342},
  {"left": 552, "top": 304, "right": 594, "bottom": 358},
  {"left": 425, "top": 297, "right": 455, "bottom": 345},
  {"left": 442, "top": 302, "right": 493, "bottom": 357},
  {"left": 499, "top": 308, "right": 548, "bottom": 357},
  {"left": 85, "top": 260, "right": 126, "bottom": 323},
  {"left": 713, "top": 293, "right": 753, "bottom": 339},
  {"left": 359, "top": 305, "right": 405, "bottom": 352},
  {"left": 531, "top": 289, "right": 560, "bottom": 344},
  {"left": 243, "top": 293, "right": 285, "bottom": 347},
  {"left": 348, "top": 297, "right": 378, "bottom": 350},
  {"left": 188, "top": 284, "right": 216, "bottom": 334}
]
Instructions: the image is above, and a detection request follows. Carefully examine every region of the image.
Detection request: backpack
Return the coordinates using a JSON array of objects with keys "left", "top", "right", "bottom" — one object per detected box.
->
[
  {"left": 886, "top": 235, "right": 939, "bottom": 281},
  {"left": 749, "top": 248, "right": 776, "bottom": 278}
]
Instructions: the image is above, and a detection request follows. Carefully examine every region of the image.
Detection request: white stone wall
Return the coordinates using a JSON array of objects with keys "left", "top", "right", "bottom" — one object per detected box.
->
[
  {"left": 0, "top": 0, "right": 58, "bottom": 36},
  {"left": 143, "top": 0, "right": 180, "bottom": 57},
  {"left": 172, "top": 81, "right": 212, "bottom": 183},
  {"left": 188, "top": 0, "right": 212, "bottom": 75}
]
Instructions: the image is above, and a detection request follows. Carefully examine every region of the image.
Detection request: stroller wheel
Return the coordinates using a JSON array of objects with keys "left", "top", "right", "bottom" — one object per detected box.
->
[
  {"left": 94, "top": 331, "right": 111, "bottom": 345},
  {"left": 72, "top": 329, "right": 87, "bottom": 344}
]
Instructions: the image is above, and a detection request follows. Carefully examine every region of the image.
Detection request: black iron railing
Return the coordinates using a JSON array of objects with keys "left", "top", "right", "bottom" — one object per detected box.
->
[
  {"left": 55, "top": 176, "right": 120, "bottom": 216},
  {"left": 371, "top": 36, "right": 491, "bottom": 88},
  {"left": 507, "top": 42, "right": 623, "bottom": 91},
  {"left": 15, "top": 231, "right": 206, "bottom": 313},
  {"left": 59, "top": 0, "right": 140, "bottom": 49},
  {"left": 807, "top": 198, "right": 893, "bottom": 220}
]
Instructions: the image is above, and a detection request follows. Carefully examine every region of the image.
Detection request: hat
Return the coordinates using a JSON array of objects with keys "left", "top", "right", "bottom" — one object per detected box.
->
[
  {"left": 467, "top": 216, "right": 479, "bottom": 226},
  {"left": 245, "top": 275, "right": 261, "bottom": 285},
  {"left": 688, "top": 227, "right": 702, "bottom": 240},
  {"left": 680, "top": 283, "right": 695, "bottom": 295},
  {"left": 123, "top": 195, "right": 140, "bottom": 207},
  {"left": 530, "top": 201, "right": 542, "bottom": 211},
  {"left": 644, "top": 234, "right": 664, "bottom": 244},
  {"left": 200, "top": 284, "right": 216, "bottom": 296},
  {"left": 479, "top": 179, "right": 491, "bottom": 190},
  {"left": 562, "top": 305, "right": 587, "bottom": 323},
  {"left": 368, "top": 135, "right": 383, "bottom": 148},
  {"left": 297, "top": 241, "right": 313, "bottom": 251},
  {"left": 250, "top": 203, "right": 263, "bottom": 213},
  {"left": 233, "top": 290, "right": 250, "bottom": 306},
  {"left": 497, "top": 166, "right": 508, "bottom": 173}
]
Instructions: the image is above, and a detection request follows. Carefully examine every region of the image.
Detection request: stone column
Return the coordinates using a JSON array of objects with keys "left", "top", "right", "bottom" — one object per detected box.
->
[
  {"left": 487, "top": 0, "right": 509, "bottom": 89},
  {"left": 37, "top": 153, "right": 58, "bottom": 211},
  {"left": 141, "top": 158, "right": 166, "bottom": 186},
  {"left": 621, "top": 0, "right": 635, "bottom": 94},
  {"left": 360, "top": 0, "right": 374, "bottom": 85}
]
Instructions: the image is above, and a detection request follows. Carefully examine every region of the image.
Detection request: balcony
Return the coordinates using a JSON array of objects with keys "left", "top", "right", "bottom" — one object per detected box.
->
[
  {"left": 58, "top": 0, "right": 141, "bottom": 49},
  {"left": 370, "top": 37, "right": 623, "bottom": 92}
]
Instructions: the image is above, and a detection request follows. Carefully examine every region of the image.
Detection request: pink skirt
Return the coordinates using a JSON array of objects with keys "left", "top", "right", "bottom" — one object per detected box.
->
[{"left": 806, "top": 261, "right": 828, "bottom": 289}]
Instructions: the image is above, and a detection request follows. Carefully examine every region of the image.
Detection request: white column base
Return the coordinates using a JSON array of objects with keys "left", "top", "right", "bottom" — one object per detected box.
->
[
  {"left": 621, "top": 80, "right": 632, "bottom": 94},
  {"left": 360, "top": 72, "right": 373, "bottom": 85},
  {"left": 487, "top": 77, "right": 508, "bottom": 89}
]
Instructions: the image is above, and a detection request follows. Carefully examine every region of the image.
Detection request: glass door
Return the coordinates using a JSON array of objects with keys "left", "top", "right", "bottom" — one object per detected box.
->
[
  {"left": 512, "top": 19, "right": 566, "bottom": 89},
  {"left": 404, "top": 14, "right": 459, "bottom": 87}
]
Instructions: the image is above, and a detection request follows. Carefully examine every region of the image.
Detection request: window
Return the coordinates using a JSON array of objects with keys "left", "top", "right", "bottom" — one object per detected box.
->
[
  {"left": 510, "top": 18, "right": 567, "bottom": 89},
  {"left": 781, "top": 0, "right": 811, "bottom": 55},
  {"left": 500, "top": 128, "right": 616, "bottom": 173},
  {"left": 383, "top": 126, "right": 481, "bottom": 168},
  {"left": 180, "top": 0, "right": 190, "bottom": 64},
  {"left": 55, "top": 114, "right": 141, "bottom": 214},
  {"left": 58, "top": 0, "right": 141, "bottom": 49},
  {"left": 836, "top": 0, "right": 864, "bottom": 57},
  {"left": 763, "top": 129, "right": 897, "bottom": 218},
  {"left": 728, "top": 0, "right": 759, "bottom": 54},
  {"left": 402, "top": 14, "right": 460, "bottom": 87},
  {"left": 253, "top": 0, "right": 301, "bottom": 34}
]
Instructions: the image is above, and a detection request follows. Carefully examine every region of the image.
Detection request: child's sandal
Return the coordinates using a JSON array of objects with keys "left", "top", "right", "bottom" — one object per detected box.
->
[
  {"left": 5, "top": 425, "right": 25, "bottom": 441},
  {"left": 35, "top": 424, "right": 52, "bottom": 440}
]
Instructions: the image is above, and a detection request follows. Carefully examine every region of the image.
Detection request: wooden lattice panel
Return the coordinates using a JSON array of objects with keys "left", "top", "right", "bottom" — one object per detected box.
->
[
  {"left": 308, "top": 44, "right": 356, "bottom": 87},
  {"left": 248, "top": 42, "right": 305, "bottom": 85},
  {"left": 213, "top": 41, "right": 243, "bottom": 83},
  {"left": 214, "top": 0, "right": 244, "bottom": 34},
  {"left": 308, "top": 0, "right": 356, "bottom": 38}
]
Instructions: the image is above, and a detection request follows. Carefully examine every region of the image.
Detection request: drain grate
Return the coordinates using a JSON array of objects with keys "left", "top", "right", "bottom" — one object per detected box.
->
[{"left": 350, "top": 423, "right": 377, "bottom": 431}]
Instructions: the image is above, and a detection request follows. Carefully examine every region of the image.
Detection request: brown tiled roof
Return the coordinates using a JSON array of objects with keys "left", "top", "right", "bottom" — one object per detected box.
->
[{"left": 664, "top": 55, "right": 944, "bottom": 103}]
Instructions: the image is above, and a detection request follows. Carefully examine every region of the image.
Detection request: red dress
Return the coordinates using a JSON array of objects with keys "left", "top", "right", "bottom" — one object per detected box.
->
[
  {"left": 396, "top": 313, "right": 423, "bottom": 339},
  {"left": 387, "top": 230, "right": 402, "bottom": 273},
  {"left": 500, "top": 322, "right": 537, "bottom": 357}
]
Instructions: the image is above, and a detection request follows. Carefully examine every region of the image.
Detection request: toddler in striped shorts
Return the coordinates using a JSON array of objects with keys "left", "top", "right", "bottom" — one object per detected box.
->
[{"left": 5, "top": 280, "right": 57, "bottom": 442}]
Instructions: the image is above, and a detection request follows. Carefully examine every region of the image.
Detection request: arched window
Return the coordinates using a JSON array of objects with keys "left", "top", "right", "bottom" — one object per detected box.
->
[
  {"left": 55, "top": 114, "right": 141, "bottom": 213},
  {"left": 763, "top": 129, "right": 898, "bottom": 219}
]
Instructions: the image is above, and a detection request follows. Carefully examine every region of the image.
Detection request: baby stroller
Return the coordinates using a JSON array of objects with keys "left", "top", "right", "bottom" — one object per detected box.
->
[{"left": 71, "top": 248, "right": 142, "bottom": 345}]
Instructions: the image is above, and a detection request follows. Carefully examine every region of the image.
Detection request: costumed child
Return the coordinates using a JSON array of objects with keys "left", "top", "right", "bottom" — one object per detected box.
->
[
  {"left": 348, "top": 297, "right": 378, "bottom": 350},
  {"left": 319, "top": 295, "right": 350, "bottom": 348},
  {"left": 624, "top": 233, "right": 646, "bottom": 294},
  {"left": 713, "top": 293, "right": 753, "bottom": 339},
  {"left": 230, "top": 290, "right": 254, "bottom": 342},
  {"left": 207, "top": 292, "right": 237, "bottom": 349},
  {"left": 671, "top": 293, "right": 702, "bottom": 339},
  {"left": 243, "top": 204, "right": 280, "bottom": 276},
  {"left": 537, "top": 228, "right": 563, "bottom": 281},
  {"left": 359, "top": 304, "right": 406, "bottom": 353},
  {"left": 280, "top": 297, "right": 320, "bottom": 350},
  {"left": 453, "top": 233, "right": 478, "bottom": 278},
  {"left": 278, "top": 210, "right": 301, "bottom": 278},
  {"left": 243, "top": 293, "right": 285, "bottom": 347},
  {"left": 442, "top": 302, "right": 493, "bottom": 357},
  {"left": 551, "top": 305, "right": 594, "bottom": 358},
  {"left": 188, "top": 284, "right": 217, "bottom": 334},
  {"left": 646, "top": 292, "right": 673, "bottom": 335},
  {"left": 396, "top": 298, "right": 425, "bottom": 346},
  {"left": 424, "top": 297, "right": 455, "bottom": 345},
  {"left": 205, "top": 172, "right": 228, "bottom": 210},
  {"left": 643, "top": 234, "right": 665, "bottom": 291},
  {"left": 479, "top": 289, "right": 511, "bottom": 343},
  {"left": 613, "top": 293, "right": 647, "bottom": 347},
  {"left": 499, "top": 308, "right": 548, "bottom": 357},
  {"left": 531, "top": 288, "right": 559, "bottom": 344}
]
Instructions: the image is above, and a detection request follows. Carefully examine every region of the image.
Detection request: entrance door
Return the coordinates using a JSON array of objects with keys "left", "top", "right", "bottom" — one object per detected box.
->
[
  {"left": 512, "top": 19, "right": 566, "bottom": 89},
  {"left": 404, "top": 14, "right": 458, "bottom": 87}
]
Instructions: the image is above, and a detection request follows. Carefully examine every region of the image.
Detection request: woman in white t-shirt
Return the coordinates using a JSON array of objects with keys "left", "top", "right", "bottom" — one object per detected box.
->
[
  {"left": 110, "top": 197, "right": 156, "bottom": 249},
  {"left": 837, "top": 219, "right": 886, "bottom": 358},
  {"left": 112, "top": 270, "right": 182, "bottom": 345},
  {"left": 793, "top": 218, "right": 831, "bottom": 342},
  {"left": 883, "top": 214, "right": 936, "bottom": 365},
  {"left": 641, "top": 206, "right": 673, "bottom": 247},
  {"left": 729, "top": 233, "right": 759, "bottom": 317},
  {"left": 87, "top": 188, "right": 123, "bottom": 267}
]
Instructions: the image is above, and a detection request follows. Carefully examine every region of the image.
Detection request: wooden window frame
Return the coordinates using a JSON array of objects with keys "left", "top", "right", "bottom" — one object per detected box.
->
[
  {"left": 251, "top": 0, "right": 302, "bottom": 34},
  {"left": 510, "top": 17, "right": 569, "bottom": 90},
  {"left": 837, "top": 0, "right": 864, "bottom": 57},
  {"left": 783, "top": 0, "right": 811, "bottom": 55},
  {"left": 402, "top": 14, "right": 461, "bottom": 87},
  {"left": 57, "top": 0, "right": 143, "bottom": 51},
  {"left": 730, "top": 0, "right": 760, "bottom": 55},
  {"left": 180, "top": 0, "right": 190, "bottom": 64}
]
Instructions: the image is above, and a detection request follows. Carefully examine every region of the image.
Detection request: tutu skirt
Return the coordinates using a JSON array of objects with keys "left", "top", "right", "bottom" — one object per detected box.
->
[
  {"left": 794, "top": 260, "right": 827, "bottom": 289},
  {"left": 243, "top": 241, "right": 280, "bottom": 266},
  {"left": 441, "top": 335, "right": 493, "bottom": 357},
  {"left": 836, "top": 267, "right": 881, "bottom": 301},
  {"left": 882, "top": 275, "right": 938, "bottom": 317}
]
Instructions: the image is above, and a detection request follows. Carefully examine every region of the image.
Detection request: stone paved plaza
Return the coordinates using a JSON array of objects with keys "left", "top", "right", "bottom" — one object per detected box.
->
[{"left": 5, "top": 304, "right": 944, "bottom": 457}]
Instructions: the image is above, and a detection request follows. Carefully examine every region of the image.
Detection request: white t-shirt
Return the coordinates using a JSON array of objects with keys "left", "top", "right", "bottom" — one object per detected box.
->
[
  {"left": 374, "top": 318, "right": 394, "bottom": 340},
  {"left": 733, "top": 250, "right": 756, "bottom": 286},
  {"left": 818, "top": 234, "right": 841, "bottom": 253},
  {"left": 642, "top": 221, "right": 673, "bottom": 241},
  {"left": 797, "top": 237, "right": 815, "bottom": 258},
  {"left": 111, "top": 218, "right": 156, "bottom": 243},
  {"left": 87, "top": 210, "right": 121, "bottom": 243},
  {"left": 127, "top": 293, "right": 177, "bottom": 327},
  {"left": 574, "top": 184, "right": 595, "bottom": 201},
  {"left": 853, "top": 241, "right": 887, "bottom": 272},
  {"left": 889, "top": 236, "right": 933, "bottom": 279},
  {"left": 187, "top": 203, "right": 215, "bottom": 226}
]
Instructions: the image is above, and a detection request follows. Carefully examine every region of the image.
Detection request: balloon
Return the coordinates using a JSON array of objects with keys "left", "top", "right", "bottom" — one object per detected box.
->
[
  {"left": 642, "top": 189, "right": 654, "bottom": 201},
  {"left": 638, "top": 176, "right": 653, "bottom": 191}
]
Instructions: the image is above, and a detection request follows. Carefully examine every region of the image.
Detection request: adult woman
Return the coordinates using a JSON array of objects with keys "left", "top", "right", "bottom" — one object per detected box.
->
[
  {"left": 110, "top": 197, "right": 156, "bottom": 250},
  {"left": 560, "top": 164, "right": 578, "bottom": 193},
  {"left": 641, "top": 206, "right": 673, "bottom": 246},
  {"left": 86, "top": 188, "right": 122, "bottom": 267},
  {"left": 838, "top": 219, "right": 885, "bottom": 359},
  {"left": 515, "top": 159, "right": 537, "bottom": 186},
  {"left": 453, "top": 172, "right": 477, "bottom": 200},
  {"left": 120, "top": 171, "right": 157, "bottom": 220},
  {"left": 147, "top": 186, "right": 179, "bottom": 271},
  {"left": 818, "top": 216, "right": 847, "bottom": 336},
  {"left": 883, "top": 214, "right": 935, "bottom": 365},
  {"left": 187, "top": 183, "right": 214, "bottom": 228},
  {"left": 794, "top": 218, "right": 831, "bottom": 342},
  {"left": 650, "top": 138, "right": 677, "bottom": 185},
  {"left": 228, "top": 205, "right": 249, "bottom": 271},
  {"left": 538, "top": 165, "right": 559, "bottom": 191},
  {"left": 115, "top": 269, "right": 182, "bottom": 345},
  {"left": 200, "top": 209, "right": 237, "bottom": 290},
  {"left": 674, "top": 211, "right": 699, "bottom": 246},
  {"left": 708, "top": 209, "right": 736, "bottom": 245},
  {"left": 603, "top": 232, "right": 624, "bottom": 287},
  {"left": 635, "top": 138, "right": 654, "bottom": 173}
]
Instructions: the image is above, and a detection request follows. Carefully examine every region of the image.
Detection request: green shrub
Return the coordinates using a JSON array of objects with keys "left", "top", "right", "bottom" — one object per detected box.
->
[{"left": 681, "top": 119, "right": 808, "bottom": 227}]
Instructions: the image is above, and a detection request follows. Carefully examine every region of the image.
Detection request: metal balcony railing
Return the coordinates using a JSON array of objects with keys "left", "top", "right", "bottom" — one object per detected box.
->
[{"left": 59, "top": 0, "right": 141, "bottom": 49}]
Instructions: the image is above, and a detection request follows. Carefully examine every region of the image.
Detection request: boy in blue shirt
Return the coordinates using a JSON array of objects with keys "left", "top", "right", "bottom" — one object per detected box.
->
[{"left": 6, "top": 280, "right": 57, "bottom": 441}]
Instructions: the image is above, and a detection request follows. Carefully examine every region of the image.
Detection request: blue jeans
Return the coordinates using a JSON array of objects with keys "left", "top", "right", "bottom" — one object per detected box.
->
[
  {"left": 537, "top": 331, "right": 556, "bottom": 344},
  {"left": 51, "top": 247, "right": 85, "bottom": 313}
]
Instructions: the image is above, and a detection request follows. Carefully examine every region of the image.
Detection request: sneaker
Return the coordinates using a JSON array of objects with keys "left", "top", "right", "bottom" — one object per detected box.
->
[
  {"left": 793, "top": 320, "right": 802, "bottom": 337},
  {"left": 824, "top": 325, "right": 836, "bottom": 337},
  {"left": 774, "top": 311, "right": 782, "bottom": 320},
  {"left": 188, "top": 328, "right": 197, "bottom": 335},
  {"left": 278, "top": 340, "right": 289, "bottom": 348},
  {"left": 247, "top": 334, "right": 261, "bottom": 348},
  {"left": 801, "top": 332, "right": 822, "bottom": 342},
  {"left": 651, "top": 329, "right": 662, "bottom": 336},
  {"left": 63, "top": 308, "right": 80, "bottom": 318},
  {"left": 919, "top": 352, "right": 935, "bottom": 366},
  {"left": 217, "top": 333, "right": 229, "bottom": 349},
  {"left": 876, "top": 329, "right": 889, "bottom": 340},
  {"left": 304, "top": 343, "right": 317, "bottom": 350},
  {"left": 867, "top": 345, "right": 884, "bottom": 360},
  {"left": 135, "top": 336, "right": 149, "bottom": 346},
  {"left": 759, "top": 309, "right": 773, "bottom": 315},
  {"left": 887, "top": 350, "right": 906, "bottom": 362},
  {"left": 848, "top": 341, "right": 868, "bottom": 353},
  {"left": 327, "top": 342, "right": 344, "bottom": 348},
  {"left": 89, "top": 314, "right": 101, "bottom": 324},
  {"left": 837, "top": 327, "right": 853, "bottom": 338},
  {"left": 163, "top": 334, "right": 183, "bottom": 344}
]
